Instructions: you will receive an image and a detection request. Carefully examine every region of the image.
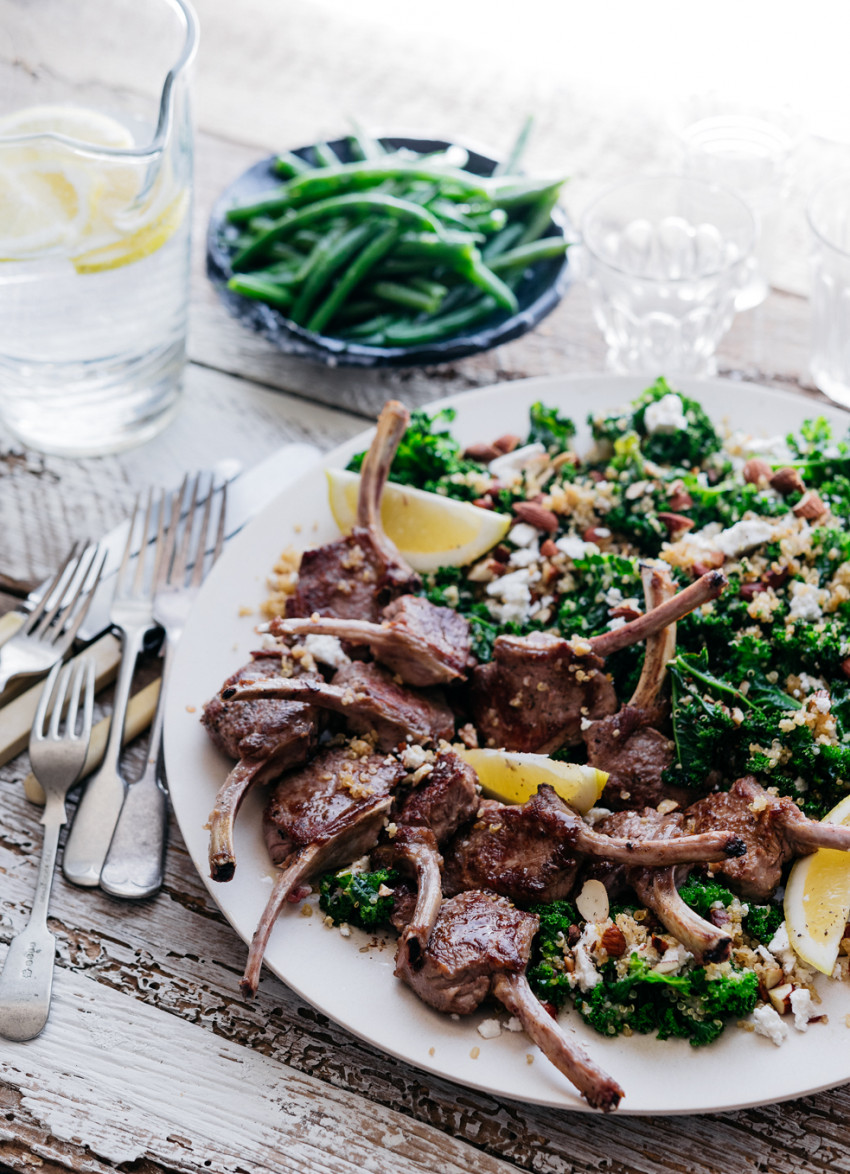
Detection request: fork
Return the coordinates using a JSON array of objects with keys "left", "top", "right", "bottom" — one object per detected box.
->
[
  {"left": 0, "top": 657, "right": 95, "bottom": 1041},
  {"left": 63, "top": 494, "right": 161, "bottom": 888},
  {"left": 0, "top": 542, "right": 106, "bottom": 695},
  {"left": 101, "top": 474, "right": 227, "bottom": 899}
]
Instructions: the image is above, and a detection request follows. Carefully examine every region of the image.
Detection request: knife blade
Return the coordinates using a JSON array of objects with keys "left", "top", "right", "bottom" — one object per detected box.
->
[{"left": 1, "top": 442, "right": 320, "bottom": 648}]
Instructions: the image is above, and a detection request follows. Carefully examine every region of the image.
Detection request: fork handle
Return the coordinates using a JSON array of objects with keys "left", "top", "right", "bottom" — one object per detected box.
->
[
  {"left": 0, "top": 805, "right": 63, "bottom": 1041},
  {"left": 100, "top": 633, "right": 174, "bottom": 900},
  {"left": 63, "top": 624, "right": 148, "bottom": 887}
]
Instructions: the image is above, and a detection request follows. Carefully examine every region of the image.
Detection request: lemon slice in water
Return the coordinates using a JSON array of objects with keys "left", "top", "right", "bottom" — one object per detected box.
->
[
  {"left": 784, "top": 793, "right": 850, "bottom": 975},
  {"left": 457, "top": 748, "right": 607, "bottom": 814},
  {"left": 0, "top": 104, "right": 185, "bottom": 270},
  {"left": 326, "top": 468, "right": 511, "bottom": 573}
]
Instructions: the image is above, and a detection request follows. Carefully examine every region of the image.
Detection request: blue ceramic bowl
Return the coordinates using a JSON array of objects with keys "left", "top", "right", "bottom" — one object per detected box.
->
[{"left": 206, "top": 135, "right": 572, "bottom": 369}]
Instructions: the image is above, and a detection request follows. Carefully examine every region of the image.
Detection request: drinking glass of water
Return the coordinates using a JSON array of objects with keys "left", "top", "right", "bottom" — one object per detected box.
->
[
  {"left": 808, "top": 175, "right": 850, "bottom": 408},
  {"left": 580, "top": 175, "right": 756, "bottom": 376},
  {"left": 0, "top": 0, "right": 198, "bottom": 456}
]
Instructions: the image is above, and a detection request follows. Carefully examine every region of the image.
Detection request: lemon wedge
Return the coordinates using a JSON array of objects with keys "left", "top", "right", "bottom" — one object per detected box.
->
[
  {"left": 456, "top": 748, "right": 607, "bottom": 814},
  {"left": 784, "top": 792, "right": 850, "bottom": 975},
  {"left": 0, "top": 104, "right": 185, "bottom": 270},
  {"left": 326, "top": 468, "right": 511, "bottom": 573}
]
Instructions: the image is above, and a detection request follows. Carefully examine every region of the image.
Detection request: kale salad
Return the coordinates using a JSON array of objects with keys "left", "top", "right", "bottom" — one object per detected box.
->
[{"left": 317, "top": 377, "right": 850, "bottom": 1050}]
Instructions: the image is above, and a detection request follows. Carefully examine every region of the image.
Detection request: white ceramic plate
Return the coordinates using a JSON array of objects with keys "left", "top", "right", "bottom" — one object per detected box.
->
[{"left": 165, "top": 373, "right": 850, "bottom": 1114}]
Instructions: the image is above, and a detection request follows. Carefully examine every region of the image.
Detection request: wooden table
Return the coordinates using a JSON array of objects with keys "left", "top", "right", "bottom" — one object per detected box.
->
[{"left": 1, "top": 4, "right": 848, "bottom": 1171}]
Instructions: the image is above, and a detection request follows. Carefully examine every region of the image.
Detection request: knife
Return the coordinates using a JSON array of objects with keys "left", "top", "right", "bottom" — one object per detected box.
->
[{"left": 0, "top": 442, "right": 321, "bottom": 652}]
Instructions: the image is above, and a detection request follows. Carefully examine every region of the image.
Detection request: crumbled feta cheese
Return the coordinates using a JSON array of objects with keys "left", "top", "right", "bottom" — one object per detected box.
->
[
  {"left": 486, "top": 568, "right": 534, "bottom": 624},
  {"left": 750, "top": 1003, "right": 789, "bottom": 1046},
  {"left": 798, "top": 672, "right": 827, "bottom": 695},
  {"left": 715, "top": 518, "right": 776, "bottom": 558},
  {"left": 504, "top": 1016, "right": 523, "bottom": 1033},
  {"left": 789, "top": 987, "right": 817, "bottom": 1031},
  {"left": 477, "top": 1017, "right": 502, "bottom": 1039},
  {"left": 768, "top": 923, "right": 797, "bottom": 974},
  {"left": 489, "top": 443, "right": 546, "bottom": 480},
  {"left": 644, "top": 393, "right": 687, "bottom": 435},
  {"left": 606, "top": 616, "right": 627, "bottom": 631},
  {"left": 400, "top": 744, "right": 430, "bottom": 772},
  {"left": 653, "top": 944, "right": 691, "bottom": 975},
  {"left": 788, "top": 581, "right": 823, "bottom": 623},
  {"left": 508, "top": 547, "right": 539, "bottom": 569},
  {"left": 604, "top": 586, "right": 624, "bottom": 607},
  {"left": 302, "top": 633, "right": 350, "bottom": 669},
  {"left": 507, "top": 522, "right": 539, "bottom": 548},
  {"left": 568, "top": 924, "right": 602, "bottom": 992},
  {"left": 555, "top": 534, "right": 598, "bottom": 560}
]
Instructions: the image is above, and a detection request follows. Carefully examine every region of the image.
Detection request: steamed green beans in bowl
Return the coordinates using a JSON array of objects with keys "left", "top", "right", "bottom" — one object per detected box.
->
[{"left": 206, "top": 131, "right": 572, "bottom": 367}]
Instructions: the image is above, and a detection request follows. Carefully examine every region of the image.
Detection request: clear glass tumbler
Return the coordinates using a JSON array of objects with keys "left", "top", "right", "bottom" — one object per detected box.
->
[
  {"left": 580, "top": 175, "right": 756, "bottom": 376},
  {"left": 0, "top": 0, "right": 198, "bottom": 456},
  {"left": 808, "top": 175, "right": 850, "bottom": 408},
  {"left": 676, "top": 113, "right": 795, "bottom": 310}
]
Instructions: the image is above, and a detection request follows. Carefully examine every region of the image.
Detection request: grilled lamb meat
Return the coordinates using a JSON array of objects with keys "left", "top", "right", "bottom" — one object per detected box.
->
[
  {"left": 591, "top": 809, "right": 735, "bottom": 963},
  {"left": 270, "top": 594, "right": 474, "bottom": 687},
  {"left": 585, "top": 565, "right": 691, "bottom": 811},
  {"left": 470, "top": 570, "right": 726, "bottom": 752},
  {"left": 202, "top": 654, "right": 320, "bottom": 882},
  {"left": 398, "top": 889, "right": 624, "bottom": 1111},
  {"left": 392, "top": 749, "right": 480, "bottom": 843},
  {"left": 241, "top": 744, "right": 406, "bottom": 996},
  {"left": 222, "top": 659, "right": 455, "bottom": 750},
  {"left": 686, "top": 776, "right": 850, "bottom": 901},
  {"left": 286, "top": 401, "right": 420, "bottom": 622},
  {"left": 442, "top": 784, "right": 744, "bottom": 905}
]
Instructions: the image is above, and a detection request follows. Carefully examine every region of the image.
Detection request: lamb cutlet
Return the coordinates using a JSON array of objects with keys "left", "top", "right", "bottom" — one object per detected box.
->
[
  {"left": 442, "top": 783, "right": 745, "bottom": 905},
  {"left": 590, "top": 808, "right": 737, "bottom": 963},
  {"left": 241, "top": 744, "right": 406, "bottom": 997},
  {"left": 396, "top": 889, "right": 625, "bottom": 1112},
  {"left": 374, "top": 750, "right": 480, "bottom": 971},
  {"left": 286, "top": 401, "right": 420, "bottom": 623},
  {"left": 686, "top": 776, "right": 850, "bottom": 901},
  {"left": 202, "top": 654, "right": 320, "bottom": 882},
  {"left": 583, "top": 564, "right": 690, "bottom": 811},
  {"left": 469, "top": 570, "right": 727, "bottom": 753},
  {"left": 222, "top": 659, "right": 455, "bottom": 750},
  {"left": 269, "top": 594, "right": 475, "bottom": 687}
]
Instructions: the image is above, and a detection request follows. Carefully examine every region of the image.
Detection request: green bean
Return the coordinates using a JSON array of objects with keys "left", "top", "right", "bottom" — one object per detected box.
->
[
  {"left": 227, "top": 274, "right": 295, "bottom": 310},
  {"left": 267, "top": 240, "right": 309, "bottom": 264},
  {"left": 481, "top": 221, "right": 525, "bottom": 260},
  {"left": 380, "top": 295, "right": 498, "bottom": 345},
  {"left": 466, "top": 207, "right": 508, "bottom": 234},
  {"left": 490, "top": 178, "right": 564, "bottom": 210},
  {"left": 306, "top": 225, "right": 400, "bottom": 334},
  {"left": 232, "top": 194, "right": 444, "bottom": 271},
  {"left": 369, "top": 280, "right": 442, "bottom": 314},
  {"left": 488, "top": 237, "right": 569, "bottom": 272},
  {"left": 273, "top": 151, "right": 312, "bottom": 178},
  {"left": 289, "top": 221, "right": 377, "bottom": 325},
  {"left": 340, "top": 312, "right": 396, "bottom": 339},
  {"left": 334, "top": 299, "right": 384, "bottom": 324},
  {"left": 227, "top": 192, "right": 290, "bottom": 225},
  {"left": 284, "top": 160, "right": 489, "bottom": 204},
  {"left": 312, "top": 141, "right": 340, "bottom": 168},
  {"left": 459, "top": 255, "right": 518, "bottom": 312},
  {"left": 348, "top": 122, "right": 384, "bottom": 160},
  {"left": 517, "top": 187, "right": 562, "bottom": 246},
  {"left": 408, "top": 275, "right": 449, "bottom": 300},
  {"left": 493, "top": 114, "right": 535, "bottom": 178},
  {"left": 394, "top": 233, "right": 480, "bottom": 264}
]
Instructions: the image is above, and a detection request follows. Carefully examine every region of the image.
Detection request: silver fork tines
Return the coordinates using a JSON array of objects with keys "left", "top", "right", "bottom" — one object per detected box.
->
[
  {"left": 0, "top": 543, "right": 106, "bottom": 695},
  {"left": 101, "top": 473, "right": 228, "bottom": 900},
  {"left": 0, "top": 657, "right": 95, "bottom": 1041}
]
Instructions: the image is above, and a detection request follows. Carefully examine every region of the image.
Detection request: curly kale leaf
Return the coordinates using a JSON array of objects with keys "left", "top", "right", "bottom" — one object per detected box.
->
[
  {"left": 575, "top": 954, "right": 758, "bottom": 1047},
  {"left": 589, "top": 377, "right": 722, "bottom": 469},
  {"left": 527, "top": 401, "right": 576, "bottom": 453},
  {"left": 526, "top": 900, "right": 580, "bottom": 1008},
  {"left": 743, "top": 901, "right": 784, "bottom": 944},
  {"left": 318, "top": 868, "right": 397, "bottom": 930},
  {"left": 346, "top": 407, "right": 481, "bottom": 499},
  {"left": 678, "top": 879, "right": 735, "bottom": 919}
]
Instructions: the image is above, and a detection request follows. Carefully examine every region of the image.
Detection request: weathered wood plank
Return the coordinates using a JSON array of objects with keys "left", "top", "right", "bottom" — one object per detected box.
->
[{"left": 0, "top": 968, "right": 521, "bottom": 1174}]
